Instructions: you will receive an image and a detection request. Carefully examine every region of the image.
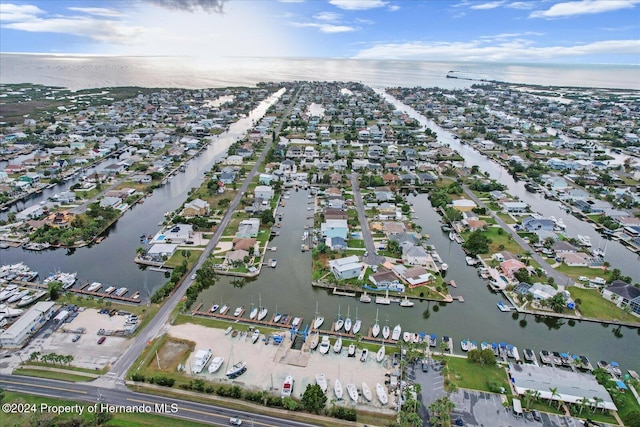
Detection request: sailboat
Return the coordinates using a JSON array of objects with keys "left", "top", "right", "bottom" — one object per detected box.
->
[
  {"left": 333, "top": 336, "right": 343, "bottom": 353},
  {"left": 257, "top": 293, "right": 268, "bottom": 321},
  {"left": 273, "top": 305, "right": 282, "bottom": 323},
  {"left": 382, "top": 317, "right": 390, "bottom": 340},
  {"left": 313, "top": 301, "right": 324, "bottom": 330},
  {"left": 344, "top": 306, "right": 352, "bottom": 333},
  {"left": 334, "top": 306, "right": 344, "bottom": 332},
  {"left": 399, "top": 296, "right": 414, "bottom": 307},
  {"left": 249, "top": 299, "right": 258, "bottom": 319},
  {"left": 346, "top": 383, "right": 358, "bottom": 402},
  {"left": 376, "top": 383, "right": 388, "bottom": 405},
  {"left": 376, "top": 344, "right": 386, "bottom": 362},
  {"left": 309, "top": 332, "right": 320, "bottom": 350},
  {"left": 319, "top": 336, "right": 331, "bottom": 354},
  {"left": 361, "top": 382, "right": 372, "bottom": 402},
  {"left": 315, "top": 373, "right": 328, "bottom": 393},
  {"left": 371, "top": 308, "right": 380, "bottom": 338},
  {"left": 352, "top": 307, "right": 362, "bottom": 334},
  {"left": 334, "top": 379, "right": 343, "bottom": 400}
]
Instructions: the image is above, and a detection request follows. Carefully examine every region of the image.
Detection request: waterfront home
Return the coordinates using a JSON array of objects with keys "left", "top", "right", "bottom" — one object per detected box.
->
[
  {"left": 147, "top": 243, "right": 178, "bottom": 261},
  {"left": 401, "top": 243, "right": 430, "bottom": 266},
  {"left": 551, "top": 241, "right": 578, "bottom": 253},
  {"left": 254, "top": 185, "right": 274, "bottom": 201},
  {"left": 557, "top": 252, "right": 590, "bottom": 267},
  {"left": 383, "top": 222, "right": 406, "bottom": 236},
  {"left": 328, "top": 255, "right": 363, "bottom": 280},
  {"left": 602, "top": 280, "right": 640, "bottom": 315},
  {"left": 226, "top": 155, "right": 243, "bottom": 165},
  {"left": 321, "top": 219, "right": 348, "bottom": 240},
  {"left": 463, "top": 219, "right": 487, "bottom": 232},
  {"left": 99, "top": 196, "right": 122, "bottom": 209},
  {"left": 232, "top": 238, "right": 256, "bottom": 251},
  {"left": 327, "top": 236, "right": 347, "bottom": 251},
  {"left": 226, "top": 249, "right": 249, "bottom": 265},
  {"left": 323, "top": 208, "right": 347, "bottom": 220},
  {"left": 259, "top": 173, "right": 274, "bottom": 185},
  {"left": 501, "top": 201, "right": 528, "bottom": 213},
  {"left": 500, "top": 259, "right": 527, "bottom": 279},
  {"left": 389, "top": 232, "right": 420, "bottom": 247},
  {"left": 368, "top": 269, "right": 405, "bottom": 292},
  {"left": 182, "top": 198, "right": 210, "bottom": 218},
  {"left": 16, "top": 204, "right": 45, "bottom": 220},
  {"left": 236, "top": 218, "right": 260, "bottom": 238},
  {"left": 378, "top": 203, "right": 401, "bottom": 220},
  {"left": 521, "top": 217, "right": 555, "bottom": 232},
  {"left": 394, "top": 265, "right": 435, "bottom": 288},
  {"left": 528, "top": 282, "right": 559, "bottom": 300},
  {"left": 45, "top": 211, "right": 74, "bottom": 228},
  {"left": 374, "top": 187, "right": 394, "bottom": 202}
]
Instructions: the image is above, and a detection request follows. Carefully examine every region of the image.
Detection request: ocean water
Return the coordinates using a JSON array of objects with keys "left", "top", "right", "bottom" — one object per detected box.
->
[{"left": 1, "top": 54, "right": 639, "bottom": 90}]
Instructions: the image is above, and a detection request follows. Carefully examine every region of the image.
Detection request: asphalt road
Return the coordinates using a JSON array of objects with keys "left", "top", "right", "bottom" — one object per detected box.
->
[
  {"left": 0, "top": 374, "right": 319, "bottom": 427},
  {"left": 350, "top": 173, "right": 386, "bottom": 266}
]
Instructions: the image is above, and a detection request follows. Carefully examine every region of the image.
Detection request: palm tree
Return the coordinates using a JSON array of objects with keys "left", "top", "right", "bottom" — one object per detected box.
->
[
  {"left": 28, "top": 351, "right": 40, "bottom": 363},
  {"left": 592, "top": 396, "right": 603, "bottom": 413},
  {"left": 523, "top": 389, "right": 540, "bottom": 411},
  {"left": 549, "top": 387, "right": 560, "bottom": 408},
  {"left": 578, "top": 397, "right": 590, "bottom": 415}
]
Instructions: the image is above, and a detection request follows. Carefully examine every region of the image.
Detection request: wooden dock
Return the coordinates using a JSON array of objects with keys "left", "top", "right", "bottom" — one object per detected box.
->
[
  {"left": 193, "top": 309, "right": 303, "bottom": 330},
  {"left": 69, "top": 287, "right": 140, "bottom": 303}
]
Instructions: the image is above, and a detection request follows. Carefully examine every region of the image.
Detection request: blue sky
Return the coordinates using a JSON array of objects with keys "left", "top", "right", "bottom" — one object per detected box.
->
[{"left": 1, "top": 0, "right": 639, "bottom": 64}]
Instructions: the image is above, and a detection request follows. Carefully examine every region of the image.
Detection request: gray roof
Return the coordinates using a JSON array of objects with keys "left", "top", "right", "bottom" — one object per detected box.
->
[{"left": 606, "top": 280, "right": 640, "bottom": 300}]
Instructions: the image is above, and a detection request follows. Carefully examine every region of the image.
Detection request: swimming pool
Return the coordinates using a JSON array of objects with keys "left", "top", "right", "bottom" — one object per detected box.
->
[{"left": 157, "top": 235, "right": 166, "bottom": 241}]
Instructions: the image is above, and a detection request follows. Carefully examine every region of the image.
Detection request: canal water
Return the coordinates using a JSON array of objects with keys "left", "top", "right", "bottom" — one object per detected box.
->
[
  {"left": 379, "top": 90, "right": 640, "bottom": 284},
  {"left": 0, "top": 89, "right": 285, "bottom": 298}
]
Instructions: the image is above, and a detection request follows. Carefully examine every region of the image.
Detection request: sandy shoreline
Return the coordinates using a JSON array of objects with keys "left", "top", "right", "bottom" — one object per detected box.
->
[{"left": 169, "top": 323, "right": 398, "bottom": 413}]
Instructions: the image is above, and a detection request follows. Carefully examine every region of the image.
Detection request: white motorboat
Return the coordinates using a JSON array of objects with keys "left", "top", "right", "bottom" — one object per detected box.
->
[
  {"left": 333, "top": 336, "right": 343, "bottom": 353},
  {"left": 115, "top": 287, "right": 128, "bottom": 296},
  {"left": 292, "top": 317, "right": 301, "bottom": 327},
  {"left": 346, "top": 383, "right": 358, "bottom": 402},
  {"left": 362, "top": 382, "right": 372, "bottom": 402},
  {"left": 441, "top": 263, "right": 449, "bottom": 271},
  {"left": 376, "top": 345, "right": 385, "bottom": 362},
  {"left": 192, "top": 349, "right": 212, "bottom": 374},
  {"left": 403, "top": 332, "right": 412, "bottom": 342},
  {"left": 461, "top": 339, "right": 470, "bottom": 351},
  {"left": 360, "top": 348, "right": 368, "bottom": 362},
  {"left": 249, "top": 306, "right": 258, "bottom": 320},
  {"left": 375, "top": 290, "right": 391, "bottom": 305},
  {"left": 87, "top": 282, "right": 102, "bottom": 292},
  {"left": 208, "top": 356, "right": 224, "bottom": 373},
  {"left": 344, "top": 306, "right": 352, "bottom": 332},
  {"left": 315, "top": 373, "right": 328, "bottom": 393},
  {"left": 104, "top": 286, "right": 116, "bottom": 294},
  {"left": 7, "top": 290, "right": 28, "bottom": 303},
  {"left": 309, "top": 333, "right": 320, "bottom": 350},
  {"left": 348, "top": 343, "right": 356, "bottom": 357},
  {"left": 376, "top": 383, "right": 388, "bottom": 405},
  {"left": 226, "top": 361, "right": 247, "bottom": 379},
  {"left": 382, "top": 325, "right": 390, "bottom": 340},
  {"left": 359, "top": 291, "right": 371, "bottom": 303},
  {"left": 281, "top": 375, "right": 294, "bottom": 397},
  {"left": 220, "top": 304, "right": 230, "bottom": 315},
  {"left": 273, "top": 311, "right": 282, "bottom": 323},
  {"left": 319, "top": 336, "right": 331, "bottom": 354},
  {"left": 17, "top": 294, "right": 38, "bottom": 307},
  {"left": 399, "top": 296, "right": 414, "bottom": 307},
  {"left": 392, "top": 324, "right": 402, "bottom": 341},
  {"left": 577, "top": 234, "right": 592, "bottom": 247},
  {"left": 251, "top": 329, "right": 260, "bottom": 344},
  {"left": 210, "top": 304, "right": 219, "bottom": 313},
  {"left": 334, "top": 379, "right": 343, "bottom": 400},
  {"left": 465, "top": 256, "right": 477, "bottom": 266},
  {"left": 233, "top": 306, "right": 243, "bottom": 317}
]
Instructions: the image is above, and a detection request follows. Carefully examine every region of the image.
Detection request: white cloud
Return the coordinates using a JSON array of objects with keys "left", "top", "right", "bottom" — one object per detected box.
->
[
  {"left": 388, "top": 4, "right": 400, "bottom": 11},
  {"left": 291, "top": 22, "right": 356, "bottom": 33},
  {"left": 278, "top": 0, "right": 305, "bottom": 2},
  {"left": 470, "top": 1, "right": 506, "bottom": 10},
  {"left": 67, "top": 7, "right": 126, "bottom": 17},
  {"left": 530, "top": 0, "right": 640, "bottom": 18},
  {"left": 329, "top": 0, "right": 388, "bottom": 11},
  {"left": 478, "top": 31, "right": 544, "bottom": 40},
  {"left": 4, "top": 17, "right": 144, "bottom": 44},
  {"left": 314, "top": 11, "right": 342, "bottom": 22},
  {"left": 353, "top": 39, "right": 640, "bottom": 61},
  {"left": 506, "top": 1, "right": 536, "bottom": 9},
  {"left": 0, "top": 3, "right": 45, "bottom": 21}
]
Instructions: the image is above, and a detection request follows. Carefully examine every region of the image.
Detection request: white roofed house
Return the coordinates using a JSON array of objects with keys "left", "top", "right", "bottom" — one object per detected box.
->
[
  {"left": 328, "top": 255, "right": 363, "bottom": 280},
  {"left": 254, "top": 185, "right": 274, "bottom": 201},
  {"left": 236, "top": 218, "right": 260, "bottom": 238},
  {"left": 402, "top": 243, "right": 431, "bottom": 266}
]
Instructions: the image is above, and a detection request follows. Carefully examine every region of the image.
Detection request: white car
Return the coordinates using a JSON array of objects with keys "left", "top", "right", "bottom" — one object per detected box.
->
[
  {"left": 191, "top": 274, "right": 196, "bottom": 280},
  {"left": 229, "top": 418, "right": 243, "bottom": 426}
]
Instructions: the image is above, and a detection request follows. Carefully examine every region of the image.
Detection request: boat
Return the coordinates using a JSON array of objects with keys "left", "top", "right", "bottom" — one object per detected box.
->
[
  {"left": 442, "top": 336, "right": 451, "bottom": 351},
  {"left": 315, "top": 373, "right": 328, "bottom": 393},
  {"left": 219, "top": 304, "right": 230, "bottom": 315},
  {"left": 233, "top": 306, "right": 243, "bottom": 317},
  {"left": 361, "top": 382, "right": 372, "bottom": 402},
  {"left": 347, "top": 343, "right": 356, "bottom": 357},
  {"left": 469, "top": 341, "right": 478, "bottom": 351},
  {"left": 346, "top": 383, "right": 358, "bottom": 402},
  {"left": 465, "top": 256, "right": 477, "bottom": 266},
  {"left": 280, "top": 314, "right": 289, "bottom": 324},
  {"left": 43, "top": 272, "right": 77, "bottom": 289},
  {"left": 506, "top": 345, "right": 515, "bottom": 359},
  {"left": 313, "top": 301, "right": 324, "bottom": 329},
  {"left": 115, "top": 287, "right": 128, "bottom": 296},
  {"left": 258, "top": 306, "right": 268, "bottom": 321},
  {"left": 449, "top": 231, "right": 455, "bottom": 241},
  {"left": 334, "top": 306, "right": 344, "bottom": 331},
  {"left": 497, "top": 301, "right": 510, "bottom": 312},
  {"left": 17, "top": 293, "right": 40, "bottom": 307},
  {"left": 372, "top": 308, "right": 380, "bottom": 337},
  {"left": 319, "top": 336, "right": 330, "bottom": 354},
  {"left": 344, "top": 306, "right": 352, "bottom": 333},
  {"left": 208, "top": 356, "right": 224, "bottom": 373},
  {"left": 481, "top": 342, "right": 490, "bottom": 351},
  {"left": 273, "top": 306, "right": 281, "bottom": 323},
  {"left": 352, "top": 307, "right": 361, "bottom": 334},
  {"left": 192, "top": 349, "right": 212, "bottom": 374},
  {"left": 226, "top": 361, "right": 247, "bottom": 379},
  {"left": 540, "top": 350, "right": 551, "bottom": 365},
  {"left": 376, "top": 345, "right": 385, "bottom": 362},
  {"left": 376, "top": 383, "right": 388, "bottom": 405},
  {"left": 392, "top": 324, "right": 402, "bottom": 341},
  {"left": 360, "top": 348, "right": 368, "bottom": 362},
  {"left": 551, "top": 352, "right": 563, "bottom": 366},
  {"left": 291, "top": 317, "right": 301, "bottom": 327},
  {"left": 251, "top": 329, "right": 260, "bottom": 344},
  {"left": 249, "top": 306, "right": 258, "bottom": 320},
  {"left": 333, "top": 336, "right": 343, "bottom": 353},
  {"left": 281, "top": 375, "right": 294, "bottom": 397},
  {"left": 86, "top": 282, "right": 101, "bottom": 292},
  {"left": 461, "top": 339, "right": 470, "bottom": 352},
  {"left": 269, "top": 259, "right": 277, "bottom": 268},
  {"left": 7, "top": 290, "right": 28, "bottom": 303},
  {"left": 403, "top": 332, "right": 411, "bottom": 342},
  {"left": 523, "top": 348, "right": 535, "bottom": 363},
  {"left": 210, "top": 304, "right": 219, "bottom": 313},
  {"left": 382, "top": 324, "right": 390, "bottom": 340},
  {"left": 440, "top": 263, "right": 448, "bottom": 272},
  {"left": 399, "top": 296, "right": 414, "bottom": 307},
  {"left": 334, "top": 379, "right": 343, "bottom": 400},
  {"left": 577, "top": 355, "right": 593, "bottom": 371},
  {"left": 610, "top": 361, "right": 622, "bottom": 377},
  {"left": 104, "top": 286, "right": 116, "bottom": 294},
  {"left": 597, "top": 360, "right": 610, "bottom": 371},
  {"left": 359, "top": 291, "right": 371, "bottom": 303},
  {"left": 429, "top": 334, "right": 437, "bottom": 347},
  {"left": 224, "top": 326, "right": 233, "bottom": 335},
  {"left": 375, "top": 290, "right": 391, "bottom": 305},
  {"left": 577, "top": 235, "right": 592, "bottom": 247},
  {"left": 309, "top": 332, "right": 320, "bottom": 350}
]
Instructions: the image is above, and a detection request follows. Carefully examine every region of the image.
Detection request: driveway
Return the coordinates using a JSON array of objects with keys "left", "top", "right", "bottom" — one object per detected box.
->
[{"left": 350, "top": 173, "right": 385, "bottom": 266}]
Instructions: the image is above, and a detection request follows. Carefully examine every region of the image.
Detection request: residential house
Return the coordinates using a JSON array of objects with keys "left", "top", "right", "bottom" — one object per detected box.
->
[
  {"left": 501, "top": 201, "right": 528, "bottom": 213},
  {"left": 521, "top": 217, "right": 555, "bottom": 232},
  {"left": 394, "top": 265, "right": 435, "bottom": 288},
  {"left": 327, "top": 236, "right": 347, "bottom": 251},
  {"left": 551, "top": 241, "right": 577, "bottom": 253},
  {"left": 254, "top": 185, "right": 274, "bottom": 201},
  {"left": 402, "top": 244, "right": 430, "bottom": 266},
  {"left": 328, "top": 255, "right": 363, "bottom": 280},
  {"left": 182, "top": 198, "right": 210, "bottom": 217},
  {"left": 226, "top": 249, "right": 250, "bottom": 264},
  {"left": 232, "top": 238, "right": 256, "bottom": 251},
  {"left": 368, "top": 269, "right": 404, "bottom": 292},
  {"left": 558, "top": 252, "right": 590, "bottom": 267},
  {"left": 323, "top": 208, "right": 347, "bottom": 220},
  {"left": 236, "top": 218, "right": 260, "bottom": 238},
  {"left": 602, "top": 280, "right": 640, "bottom": 315},
  {"left": 500, "top": 259, "right": 527, "bottom": 279},
  {"left": 321, "top": 219, "right": 348, "bottom": 239}
]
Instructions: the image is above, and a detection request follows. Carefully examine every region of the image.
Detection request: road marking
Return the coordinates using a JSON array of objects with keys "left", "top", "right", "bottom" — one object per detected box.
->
[
  {"left": 0, "top": 379, "right": 87, "bottom": 394},
  {"left": 126, "top": 398, "right": 281, "bottom": 426}
]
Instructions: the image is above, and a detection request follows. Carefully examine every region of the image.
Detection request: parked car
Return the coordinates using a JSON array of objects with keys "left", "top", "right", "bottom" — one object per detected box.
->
[
  {"left": 531, "top": 410, "right": 541, "bottom": 421},
  {"left": 97, "top": 337, "right": 106, "bottom": 344},
  {"left": 72, "top": 334, "right": 81, "bottom": 342}
]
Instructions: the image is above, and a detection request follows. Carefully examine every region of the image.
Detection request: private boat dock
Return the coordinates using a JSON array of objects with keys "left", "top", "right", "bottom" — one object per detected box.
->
[{"left": 69, "top": 283, "right": 141, "bottom": 303}]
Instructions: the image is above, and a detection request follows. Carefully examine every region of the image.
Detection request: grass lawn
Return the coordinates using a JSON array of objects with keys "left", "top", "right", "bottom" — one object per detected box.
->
[
  {"left": 469, "top": 226, "right": 523, "bottom": 255},
  {"left": 569, "top": 287, "right": 640, "bottom": 324},
  {"left": 346, "top": 238, "right": 365, "bottom": 248},
  {"left": 611, "top": 383, "right": 640, "bottom": 426},
  {"left": 17, "top": 361, "right": 107, "bottom": 375},
  {"left": 444, "top": 356, "right": 511, "bottom": 394},
  {"left": 13, "top": 368, "right": 96, "bottom": 382},
  {"left": 554, "top": 264, "right": 606, "bottom": 281},
  {"left": 496, "top": 212, "right": 517, "bottom": 224},
  {"left": 164, "top": 250, "right": 199, "bottom": 269},
  {"left": 1, "top": 391, "right": 213, "bottom": 427}
]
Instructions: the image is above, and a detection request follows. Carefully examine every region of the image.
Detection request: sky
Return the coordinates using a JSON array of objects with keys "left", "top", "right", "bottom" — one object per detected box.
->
[{"left": 0, "top": 0, "right": 639, "bottom": 64}]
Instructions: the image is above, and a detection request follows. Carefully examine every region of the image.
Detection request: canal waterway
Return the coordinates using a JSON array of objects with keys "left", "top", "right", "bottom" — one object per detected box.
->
[
  {"left": 195, "top": 187, "right": 639, "bottom": 372},
  {"left": 379, "top": 90, "right": 640, "bottom": 284},
  {"left": 0, "top": 89, "right": 284, "bottom": 298}
]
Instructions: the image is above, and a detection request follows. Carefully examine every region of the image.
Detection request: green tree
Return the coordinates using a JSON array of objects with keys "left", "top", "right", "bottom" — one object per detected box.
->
[
  {"left": 47, "top": 280, "right": 64, "bottom": 301},
  {"left": 301, "top": 384, "right": 327, "bottom": 414},
  {"left": 544, "top": 293, "right": 566, "bottom": 313},
  {"left": 462, "top": 230, "right": 491, "bottom": 256}
]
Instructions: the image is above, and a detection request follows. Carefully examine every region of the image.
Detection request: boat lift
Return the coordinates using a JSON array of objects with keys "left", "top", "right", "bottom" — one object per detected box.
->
[{"left": 289, "top": 324, "right": 309, "bottom": 342}]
